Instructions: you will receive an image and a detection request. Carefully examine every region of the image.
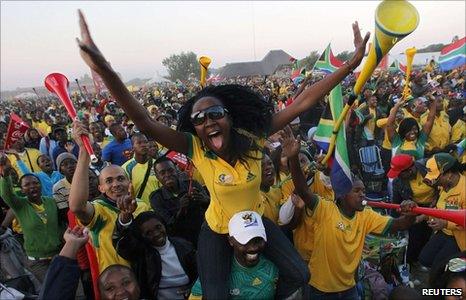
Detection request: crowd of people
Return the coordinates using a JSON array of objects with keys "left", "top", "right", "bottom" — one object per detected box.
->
[{"left": 0, "top": 11, "right": 465, "bottom": 300}]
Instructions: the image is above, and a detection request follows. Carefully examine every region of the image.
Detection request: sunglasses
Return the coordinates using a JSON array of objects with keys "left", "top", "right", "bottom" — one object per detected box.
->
[{"left": 190, "top": 106, "right": 228, "bottom": 126}]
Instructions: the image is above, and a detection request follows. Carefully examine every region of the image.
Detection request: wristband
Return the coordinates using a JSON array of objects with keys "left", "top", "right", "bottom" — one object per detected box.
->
[{"left": 118, "top": 215, "right": 133, "bottom": 227}]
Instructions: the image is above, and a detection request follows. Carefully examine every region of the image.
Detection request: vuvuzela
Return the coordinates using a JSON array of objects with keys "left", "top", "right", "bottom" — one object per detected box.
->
[
  {"left": 322, "top": 0, "right": 419, "bottom": 164},
  {"left": 199, "top": 56, "right": 212, "bottom": 88},
  {"left": 353, "top": 0, "right": 419, "bottom": 95}
]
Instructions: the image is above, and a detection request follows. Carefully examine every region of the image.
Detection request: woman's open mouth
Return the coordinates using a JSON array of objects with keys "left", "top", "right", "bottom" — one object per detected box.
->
[{"left": 208, "top": 131, "right": 223, "bottom": 151}]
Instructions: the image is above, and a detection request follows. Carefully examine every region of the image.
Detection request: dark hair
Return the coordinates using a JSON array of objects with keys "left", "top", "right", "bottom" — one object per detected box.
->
[
  {"left": 154, "top": 155, "right": 175, "bottom": 168},
  {"left": 133, "top": 211, "right": 167, "bottom": 232},
  {"left": 109, "top": 122, "right": 122, "bottom": 135},
  {"left": 98, "top": 264, "right": 137, "bottom": 291},
  {"left": 19, "top": 173, "right": 40, "bottom": 186},
  {"left": 177, "top": 84, "right": 274, "bottom": 164},
  {"left": 397, "top": 118, "right": 419, "bottom": 140},
  {"left": 130, "top": 132, "right": 147, "bottom": 144},
  {"left": 36, "top": 154, "right": 49, "bottom": 166},
  {"left": 429, "top": 251, "right": 466, "bottom": 290},
  {"left": 299, "top": 149, "right": 313, "bottom": 165},
  {"left": 270, "top": 145, "right": 284, "bottom": 183},
  {"left": 335, "top": 173, "right": 363, "bottom": 203}
]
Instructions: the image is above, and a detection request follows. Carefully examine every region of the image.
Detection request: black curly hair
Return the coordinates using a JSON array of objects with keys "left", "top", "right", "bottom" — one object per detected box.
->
[
  {"left": 397, "top": 118, "right": 419, "bottom": 140},
  {"left": 177, "top": 84, "right": 274, "bottom": 164}
]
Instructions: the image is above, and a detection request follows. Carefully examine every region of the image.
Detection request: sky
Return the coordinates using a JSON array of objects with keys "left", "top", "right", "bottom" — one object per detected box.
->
[{"left": 1, "top": 1, "right": 465, "bottom": 91}]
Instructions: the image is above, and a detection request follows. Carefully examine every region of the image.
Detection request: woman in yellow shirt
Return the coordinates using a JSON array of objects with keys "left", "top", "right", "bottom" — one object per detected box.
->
[
  {"left": 419, "top": 153, "right": 466, "bottom": 268},
  {"left": 386, "top": 97, "right": 437, "bottom": 160},
  {"left": 76, "top": 11, "right": 369, "bottom": 299}
]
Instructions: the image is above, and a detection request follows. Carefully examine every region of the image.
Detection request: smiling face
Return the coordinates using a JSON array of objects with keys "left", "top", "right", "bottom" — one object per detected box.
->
[
  {"left": 20, "top": 175, "right": 41, "bottom": 202},
  {"left": 100, "top": 267, "right": 140, "bottom": 300},
  {"left": 229, "top": 236, "right": 266, "bottom": 268},
  {"left": 404, "top": 125, "right": 419, "bottom": 142},
  {"left": 99, "top": 166, "right": 130, "bottom": 200},
  {"left": 139, "top": 217, "right": 167, "bottom": 247},
  {"left": 261, "top": 154, "right": 275, "bottom": 189},
  {"left": 191, "top": 97, "right": 231, "bottom": 157}
]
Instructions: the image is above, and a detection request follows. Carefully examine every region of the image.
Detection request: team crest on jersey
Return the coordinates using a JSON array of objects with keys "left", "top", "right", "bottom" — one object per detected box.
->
[
  {"left": 242, "top": 213, "right": 259, "bottom": 228},
  {"left": 336, "top": 222, "right": 351, "bottom": 232},
  {"left": 218, "top": 173, "right": 233, "bottom": 184}
]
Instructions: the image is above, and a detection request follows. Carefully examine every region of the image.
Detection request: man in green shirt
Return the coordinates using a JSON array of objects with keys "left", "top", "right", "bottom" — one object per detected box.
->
[
  {"left": 0, "top": 154, "right": 63, "bottom": 283},
  {"left": 189, "top": 211, "right": 278, "bottom": 300}
]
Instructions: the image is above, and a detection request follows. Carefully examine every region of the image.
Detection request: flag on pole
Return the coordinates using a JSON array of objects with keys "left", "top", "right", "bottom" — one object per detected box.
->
[
  {"left": 314, "top": 44, "right": 345, "bottom": 73},
  {"left": 439, "top": 37, "right": 466, "bottom": 71},
  {"left": 313, "top": 45, "right": 352, "bottom": 197},
  {"left": 389, "top": 60, "right": 407, "bottom": 74},
  {"left": 290, "top": 57, "right": 306, "bottom": 85}
]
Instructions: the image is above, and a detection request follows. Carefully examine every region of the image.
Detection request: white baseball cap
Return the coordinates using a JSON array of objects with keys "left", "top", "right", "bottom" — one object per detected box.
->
[{"left": 228, "top": 211, "right": 267, "bottom": 245}]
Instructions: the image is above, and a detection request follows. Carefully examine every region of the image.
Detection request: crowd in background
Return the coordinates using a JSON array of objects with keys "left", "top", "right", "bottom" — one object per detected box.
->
[{"left": 0, "top": 58, "right": 465, "bottom": 300}]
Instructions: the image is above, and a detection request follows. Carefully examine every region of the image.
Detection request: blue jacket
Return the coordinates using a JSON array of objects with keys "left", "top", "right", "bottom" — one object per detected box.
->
[{"left": 16, "top": 160, "right": 63, "bottom": 197}]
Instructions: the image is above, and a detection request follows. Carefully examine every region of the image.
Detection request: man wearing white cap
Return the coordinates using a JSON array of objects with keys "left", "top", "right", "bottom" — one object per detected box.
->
[{"left": 189, "top": 211, "right": 278, "bottom": 299}]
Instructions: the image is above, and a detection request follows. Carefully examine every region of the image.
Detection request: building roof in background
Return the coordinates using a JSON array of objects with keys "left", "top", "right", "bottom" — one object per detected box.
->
[{"left": 218, "top": 50, "right": 293, "bottom": 78}]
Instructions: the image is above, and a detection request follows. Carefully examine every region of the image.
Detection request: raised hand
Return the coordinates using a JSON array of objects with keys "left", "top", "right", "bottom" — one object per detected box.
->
[
  {"left": 71, "top": 120, "right": 90, "bottom": 149},
  {"left": 279, "top": 126, "right": 300, "bottom": 159},
  {"left": 347, "top": 21, "right": 370, "bottom": 70},
  {"left": 63, "top": 225, "right": 89, "bottom": 248},
  {"left": 65, "top": 141, "right": 75, "bottom": 153},
  {"left": 116, "top": 188, "right": 137, "bottom": 224},
  {"left": 60, "top": 225, "right": 90, "bottom": 259},
  {"left": 76, "top": 10, "right": 111, "bottom": 73}
]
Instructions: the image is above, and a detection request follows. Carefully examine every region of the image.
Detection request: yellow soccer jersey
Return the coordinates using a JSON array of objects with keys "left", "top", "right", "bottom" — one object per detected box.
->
[
  {"left": 421, "top": 112, "right": 451, "bottom": 151},
  {"left": 186, "top": 133, "right": 264, "bottom": 234},
  {"left": 85, "top": 198, "right": 150, "bottom": 273},
  {"left": 122, "top": 158, "right": 160, "bottom": 205},
  {"left": 452, "top": 119, "right": 466, "bottom": 142},
  {"left": 293, "top": 176, "right": 333, "bottom": 263},
  {"left": 409, "top": 172, "right": 436, "bottom": 205},
  {"left": 436, "top": 175, "right": 465, "bottom": 244},
  {"left": 261, "top": 186, "right": 287, "bottom": 224},
  {"left": 8, "top": 148, "right": 42, "bottom": 176},
  {"left": 309, "top": 198, "right": 392, "bottom": 292}
]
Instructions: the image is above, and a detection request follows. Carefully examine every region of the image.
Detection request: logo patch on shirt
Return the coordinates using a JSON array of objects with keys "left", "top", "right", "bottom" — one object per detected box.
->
[
  {"left": 246, "top": 171, "right": 256, "bottom": 182},
  {"left": 218, "top": 174, "right": 233, "bottom": 183},
  {"left": 336, "top": 222, "right": 351, "bottom": 232},
  {"left": 252, "top": 277, "right": 262, "bottom": 286}
]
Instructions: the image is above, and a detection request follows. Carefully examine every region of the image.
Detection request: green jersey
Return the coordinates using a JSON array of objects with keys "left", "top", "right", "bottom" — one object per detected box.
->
[{"left": 189, "top": 255, "right": 278, "bottom": 300}]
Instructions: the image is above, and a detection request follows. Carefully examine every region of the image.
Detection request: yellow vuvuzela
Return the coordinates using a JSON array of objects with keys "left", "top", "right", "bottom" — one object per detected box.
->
[
  {"left": 199, "top": 56, "right": 212, "bottom": 88},
  {"left": 322, "top": 0, "right": 419, "bottom": 165}
]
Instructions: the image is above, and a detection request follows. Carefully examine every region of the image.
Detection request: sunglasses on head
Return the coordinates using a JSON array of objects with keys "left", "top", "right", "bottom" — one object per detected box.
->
[{"left": 190, "top": 105, "right": 228, "bottom": 126}]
